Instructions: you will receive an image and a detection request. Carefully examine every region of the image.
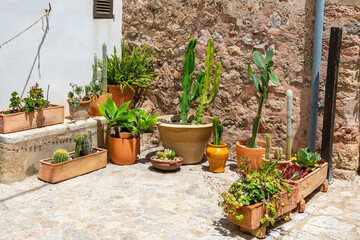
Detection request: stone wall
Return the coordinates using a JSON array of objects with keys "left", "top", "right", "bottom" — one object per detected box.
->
[{"left": 122, "top": 0, "right": 359, "bottom": 172}]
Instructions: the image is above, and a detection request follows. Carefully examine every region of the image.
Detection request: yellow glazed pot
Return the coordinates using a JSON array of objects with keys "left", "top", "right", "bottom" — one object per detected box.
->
[{"left": 206, "top": 142, "right": 229, "bottom": 173}]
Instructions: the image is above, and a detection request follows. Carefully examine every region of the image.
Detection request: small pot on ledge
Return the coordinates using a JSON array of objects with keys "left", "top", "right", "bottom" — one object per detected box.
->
[{"left": 67, "top": 99, "right": 91, "bottom": 120}]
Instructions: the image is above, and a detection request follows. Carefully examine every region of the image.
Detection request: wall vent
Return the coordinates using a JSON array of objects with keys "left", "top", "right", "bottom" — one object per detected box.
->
[{"left": 93, "top": 0, "right": 113, "bottom": 19}]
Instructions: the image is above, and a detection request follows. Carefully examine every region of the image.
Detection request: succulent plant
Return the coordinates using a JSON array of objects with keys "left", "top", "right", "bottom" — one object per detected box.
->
[
  {"left": 52, "top": 149, "right": 70, "bottom": 164},
  {"left": 212, "top": 116, "right": 223, "bottom": 145},
  {"left": 74, "top": 136, "right": 84, "bottom": 158},
  {"left": 265, "top": 133, "right": 271, "bottom": 159},
  {"left": 294, "top": 148, "right": 319, "bottom": 169},
  {"left": 156, "top": 149, "right": 178, "bottom": 161}
]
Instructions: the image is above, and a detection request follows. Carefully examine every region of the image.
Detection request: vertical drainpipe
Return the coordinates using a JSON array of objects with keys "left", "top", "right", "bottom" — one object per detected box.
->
[{"left": 308, "top": 0, "right": 325, "bottom": 152}]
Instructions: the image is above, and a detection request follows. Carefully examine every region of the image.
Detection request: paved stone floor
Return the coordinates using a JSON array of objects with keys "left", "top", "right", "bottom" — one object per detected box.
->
[{"left": 0, "top": 151, "right": 359, "bottom": 240}]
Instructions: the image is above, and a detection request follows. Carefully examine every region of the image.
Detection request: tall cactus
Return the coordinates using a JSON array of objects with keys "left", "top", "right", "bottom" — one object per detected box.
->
[
  {"left": 286, "top": 90, "right": 292, "bottom": 160},
  {"left": 87, "top": 129, "right": 93, "bottom": 149},
  {"left": 246, "top": 49, "right": 280, "bottom": 148},
  {"left": 193, "top": 39, "right": 221, "bottom": 125},
  {"left": 212, "top": 116, "right": 223, "bottom": 145},
  {"left": 92, "top": 52, "right": 98, "bottom": 84},
  {"left": 81, "top": 133, "right": 91, "bottom": 156},
  {"left": 179, "top": 38, "right": 205, "bottom": 124},
  {"left": 74, "top": 136, "right": 84, "bottom": 158},
  {"left": 265, "top": 133, "right": 271, "bottom": 159},
  {"left": 101, "top": 41, "right": 108, "bottom": 95}
]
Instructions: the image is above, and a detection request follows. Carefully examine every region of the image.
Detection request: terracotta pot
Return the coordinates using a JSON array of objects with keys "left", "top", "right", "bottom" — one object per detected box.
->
[
  {"left": 89, "top": 93, "right": 112, "bottom": 116},
  {"left": 206, "top": 142, "right": 229, "bottom": 173},
  {"left": 108, "top": 85, "right": 136, "bottom": 108},
  {"left": 0, "top": 105, "right": 64, "bottom": 134},
  {"left": 260, "top": 154, "right": 292, "bottom": 170},
  {"left": 236, "top": 140, "right": 266, "bottom": 170},
  {"left": 67, "top": 99, "right": 91, "bottom": 120},
  {"left": 150, "top": 156, "right": 183, "bottom": 171},
  {"left": 157, "top": 115, "right": 213, "bottom": 164},
  {"left": 108, "top": 133, "right": 140, "bottom": 165}
]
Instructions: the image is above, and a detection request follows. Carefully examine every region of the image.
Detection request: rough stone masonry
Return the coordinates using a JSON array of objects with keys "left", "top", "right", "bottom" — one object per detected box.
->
[{"left": 122, "top": 0, "right": 360, "bottom": 177}]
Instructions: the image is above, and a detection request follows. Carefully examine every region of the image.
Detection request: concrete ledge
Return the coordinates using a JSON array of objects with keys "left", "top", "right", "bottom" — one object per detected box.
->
[{"left": 0, "top": 117, "right": 108, "bottom": 183}]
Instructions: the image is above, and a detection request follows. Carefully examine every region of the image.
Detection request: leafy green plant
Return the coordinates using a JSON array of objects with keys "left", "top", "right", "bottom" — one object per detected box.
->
[
  {"left": 103, "top": 37, "right": 158, "bottom": 93},
  {"left": 52, "top": 149, "right": 70, "bottom": 164},
  {"left": 156, "top": 149, "right": 180, "bottom": 161},
  {"left": 212, "top": 116, "right": 223, "bottom": 145},
  {"left": 128, "top": 108, "right": 160, "bottom": 135},
  {"left": 293, "top": 148, "right": 319, "bottom": 169},
  {"left": 246, "top": 49, "right": 280, "bottom": 148},
  {"left": 68, "top": 83, "right": 91, "bottom": 109}
]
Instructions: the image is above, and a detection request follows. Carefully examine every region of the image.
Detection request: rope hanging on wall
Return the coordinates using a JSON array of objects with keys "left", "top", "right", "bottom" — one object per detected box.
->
[{"left": 0, "top": 3, "right": 51, "bottom": 49}]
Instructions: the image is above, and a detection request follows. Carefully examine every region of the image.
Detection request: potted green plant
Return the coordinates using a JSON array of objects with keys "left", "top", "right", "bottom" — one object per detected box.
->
[
  {"left": 150, "top": 149, "right": 183, "bottom": 171},
  {"left": 67, "top": 83, "right": 92, "bottom": 120},
  {"left": 236, "top": 49, "right": 280, "bottom": 170},
  {"left": 0, "top": 82, "right": 64, "bottom": 133},
  {"left": 89, "top": 41, "right": 113, "bottom": 116},
  {"left": 206, "top": 116, "right": 229, "bottom": 172},
  {"left": 157, "top": 38, "right": 221, "bottom": 164},
  {"left": 98, "top": 96, "right": 160, "bottom": 165},
  {"left": 261, "top": 90, "right": 293, "bottom": 170},
  {"left": 105, "top": 38, "right": 158, "bottom": 108},
  {"left": 38, "top": 130, "right": 107, "bottom": 183}
]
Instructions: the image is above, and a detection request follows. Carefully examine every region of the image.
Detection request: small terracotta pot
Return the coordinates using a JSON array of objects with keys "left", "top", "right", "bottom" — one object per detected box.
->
[
  {"left": 260, "top": 154, "right": 292, "bottom": 170},
  {"left": 89, "top": 94, "right": 112, "bottom": 116},
  {"left": 67, "top": 99, "right": 91, "bottom": 120},
  {"left": 108, "top": 133, "right": 140, "bottom": 165},
  {"left": 236, "top": 140, "right": 266, "bottom": 170},
  {"left": 108, "top": 85, "right": 136, "bottom": 108},
  {"left": 206, "top": 142, "right": 229, "bottom": 173},
  {"left": 150, "top": 156, "right": 183, "bottom": 171}
]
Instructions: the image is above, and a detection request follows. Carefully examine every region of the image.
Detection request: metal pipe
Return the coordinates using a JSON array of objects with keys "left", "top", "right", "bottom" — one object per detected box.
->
[{"left": 308, "top": 0, "right": 325, "bottom": 152}]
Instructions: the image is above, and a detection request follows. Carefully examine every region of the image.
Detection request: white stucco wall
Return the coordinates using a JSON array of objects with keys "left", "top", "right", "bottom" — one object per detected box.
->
[{"left": 0, "top": 0, "right": 122, "bottom": 112}]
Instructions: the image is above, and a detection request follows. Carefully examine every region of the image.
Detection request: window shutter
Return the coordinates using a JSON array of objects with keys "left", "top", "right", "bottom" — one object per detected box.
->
[{"left": 93, "top": 0, "right": 113, "bottom": 19}]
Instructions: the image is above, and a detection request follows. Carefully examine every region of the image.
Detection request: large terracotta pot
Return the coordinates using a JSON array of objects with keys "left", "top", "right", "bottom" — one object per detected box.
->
[
  {"left": 108, "top": 133, "right": 140, "bottom": 165},
  {"left": 260, "top": 154, "right": 292, "bottom": 170},
  {"left": 89, "top": 93, "right": 112, "bottom": 116},
  {"left": 236, "top": 140, "right": 266, "bottom": 170},
  {"left": 108, "top": 85, "right": 135, "bottom": 108},
  {"left": 157, "top": 115, "right": 213, "bottom": 164},
  {"left": 67, "top": 99, "right": 91, "bottom": 120},
  {"left": 206, "top": 142, "right": 229, "bottom": 173}
]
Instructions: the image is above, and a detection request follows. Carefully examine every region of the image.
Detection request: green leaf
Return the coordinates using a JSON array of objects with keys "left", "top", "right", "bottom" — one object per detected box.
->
[
  {"left": 267, "top": 61, "right": 273, "bottom": 68},
  {"left": 252, "top": 51, "right": 265, "bottom": 69},
  {"left": 248, "top": 64, "right": 254, "bottom": 77},
  {"left": 265, "top": 50, "right": 274, "bottom": 63},
  {"left": 253, "top": 75, "right": 261, "bottom": 92},
  {"left": 269, "top": 70, "right": 280, "bottom": 85}
]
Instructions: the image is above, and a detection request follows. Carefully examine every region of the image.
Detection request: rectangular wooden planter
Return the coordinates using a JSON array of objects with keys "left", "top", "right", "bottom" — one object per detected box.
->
[
  {"left": 228, "top": 186, "right": 299, "bottom": 230},
  {"left": 289, "top": 162, "right": 328, "bottom": 201},
  {"left": 38, "top": 147, "right": 107, "bottom": 183},
  {"left": 0, "top": 105, "right": 65, "bottom": 134}
]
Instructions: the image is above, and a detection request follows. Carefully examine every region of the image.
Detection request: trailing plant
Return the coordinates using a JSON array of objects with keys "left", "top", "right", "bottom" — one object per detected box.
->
[
  {"left": 6, "top": 83, "right": 49, "bottom": 114},
  {"left": 103, "top": 37, "right": 158, "bottom": 92},
  {"left": 180, "top": 38, "right": 205, "bottom": 124},
  {"left": 286, "top": 90, "right": 292, "bottom": 160},
  {"left": 293, "top": 148, "right": 320, "bottom": 169},
  {"left": 265, "top": 133, "right": 271, "bottom": 159},
  {"left": 246, "top": 49, "right": 280, "bottom": 148},
  {"left": 74, "top": 136, "right": 84, "bottom": 158},
  {"left": 52, "top": 149, "right": 70, "bottom": 164},
  {"left": 193, "top": 39, "right": 221, "bottom": 125},
  {"left": 212, "top": 116, "right": 223, "bottom": 145},
  {"left": 155, "top": 149, "right": 180, "bottom": 161},
  {"left": 68, "top": 83, "right": 91, "bottom": 109}
]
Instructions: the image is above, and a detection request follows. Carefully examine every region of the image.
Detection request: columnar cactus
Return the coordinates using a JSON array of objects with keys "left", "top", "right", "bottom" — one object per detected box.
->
[
  {"left": 179, "top": 38, "right": 205, "bottom": 124},
  {"left": 81, "top": 133, "right": 91, "bottom": 156},
  {"left": 101, "top": 41, "right": 108, "bottom": 95},
  {"left": 92, "top": 52, "right": 98, "bottom": 84},
  {"left": 52, "top": 149, "right": 70, "bottom": 164},
  {"left": 265, "top": 133, "right": 271, "bottom": 159},
  {"left": 193, "top": 39, "right": 221, "bottom": 125},
  {"left": 286, "top": 90, "right": 292, "bottom": 160},
  {"left": 74, "top": 136, "right": 84, "bottom": 158},
  {"left": 275, "top": 147, "right": 283, "bottom": 160},
  {"left": 212, "top": 116, "right": 223, "bottom": 145},
  {"left": 87, "top": 129, "right": 93, "bottom": 149},
  {"left": 246, "top": 49, "right": 280, "bottom": 148}
]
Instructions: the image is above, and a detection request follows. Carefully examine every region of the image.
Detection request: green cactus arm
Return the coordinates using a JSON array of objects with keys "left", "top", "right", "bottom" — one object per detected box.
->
[
  {"left": 286, "top": 90, "right": 292, "bottom": 160},
  {"left": 207, "top": 62, "right": 221, "bottom": 105},
  {"left": 190, "top": 72, "right": 205, "bottom": 102},
  {"left": 265, "top": 133, "right": 271, "bottom": 159},
  {"left": 213, "top": 116, "right": 219, "bottom": 145},
  {"left": 101, "top": 41, "right": 108, "bottom": 95},
  {"left": 218, "top": 124, "right": 223, "bottom": 145},
  {"left": 265, "top": 50, "right": 274, "bottom": 63},
  {"left": 92, "top": 52, "right": 98, "bottom": 84},
  {"left": 246, "top": 95, "right": 264, "bottom": 148}
]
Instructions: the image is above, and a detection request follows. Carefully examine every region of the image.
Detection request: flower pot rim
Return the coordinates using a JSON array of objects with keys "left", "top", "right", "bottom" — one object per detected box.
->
[
  {"left": 0, "top": 104, "right": 63, "bottom": 116},
  {"left": 109, "top": 133, "right": 139, "bottom": 139},
  {"left": 236, "top": 140, "right": 266, "bottom": 149},
  {"left": 150, "top": 155, "right": 183, "bottom": 163},
  {"left": 157, "top": 114, "right": 213, "bottom": 128},
  {"left": 208, "top": 142, "right": 227, "bottom": 147},
  {"left": 67, "top": 99, "right": 91, "bottom": 104}
]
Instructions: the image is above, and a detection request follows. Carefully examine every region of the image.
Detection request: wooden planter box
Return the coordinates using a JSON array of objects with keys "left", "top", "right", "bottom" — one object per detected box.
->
[
  {"left": 289, "top": 162, "right": 328, "bottom": 204},
  {"left": 38, "top": 147, "right": 107, "bottom": 183},
  {"left": 228, "top": 186, "right": 299, "bottom": 230},
  {"left": 0, "top": 105, "right": 64, "bottom": 134}
]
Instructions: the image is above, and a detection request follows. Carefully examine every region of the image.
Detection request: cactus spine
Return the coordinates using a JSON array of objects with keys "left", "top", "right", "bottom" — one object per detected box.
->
[
  {"left": 52, "top": 149, "right": 70, "bottom": 164},
  {"left": 265, "top": 133, "right": 271, "bottom": 159},
  {"left": 74, "top": 136, "right": 84, "bottom": 158},
  {"left": 92, "top": 52, "right": 98, "bottom": 84},
  {"left": 286, "top": 90, "right": 292, "bottom": 160},
  {"left": 193, "top": 39, "right": 221, "bottom": 125},
  {"left": 81, "top": 133, "right": 91, "bottom": 156},
  {"left": 212, "top": 116, "right": 223, "bottom": 145},
  {"left": 179, "top": 38, "right": 205, "bottom": 124},
  {"left": 101, "top": 41, "right": 108, "bottom": 95},
  {"left": 246, "top": 49, "right": 280, "bottom": 148}
]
